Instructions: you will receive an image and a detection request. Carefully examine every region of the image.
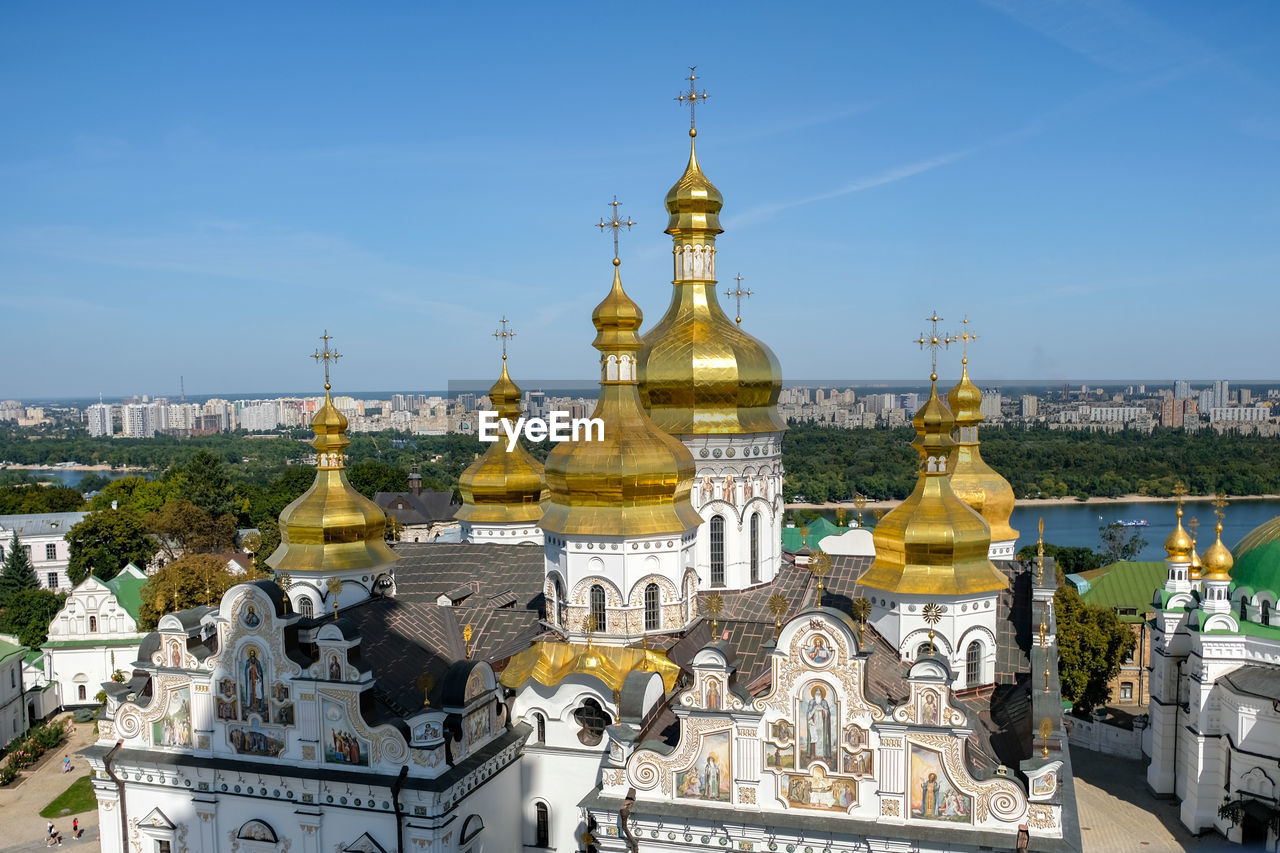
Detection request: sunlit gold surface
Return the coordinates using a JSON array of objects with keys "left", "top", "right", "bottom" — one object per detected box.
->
[
  {"left": 1163, "top": 504, "right": 1194, "bottom": 561},
  {"left": 456, "top": 360, "right": 547, "bottom": 524},
  {"left": 860, "top": 382, "right": 1007, "bottom": 596},
  {"left": 542, "top": 264, "right": 702, "bottom": 537},
  {"left": 268, "top": 392, "right": 398, "bottom": 575},
  {"left": 1202, "top": 521, "right": 1234, "bottom": 581},
  {"left": 639, "top": 137, "right": 784, "bottom": 436},
  {"left": 947, "top": 362, "right": 1019, "bottom": 542},
  {"left": 498, "top": 641, "right": 680, "bottom": 694}
]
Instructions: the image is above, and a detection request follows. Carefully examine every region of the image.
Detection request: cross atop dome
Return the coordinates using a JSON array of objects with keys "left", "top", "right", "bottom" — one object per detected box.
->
[
  {"left": 312, "top": 330, "right": 341, "bottom": 391},
  {"left": 725, "top": 274, "right": 753, "bottom": 326},
  {"left": 494, "top": 316, "right": 516, "bottom": 361},
  {"left": 675, "top": 66, "right": 709, "bottom": 135},
  {"left": 915, "top": 312, "right": 954, "bottom": 381},
  {"left": 957, "top": 315, "right": 978, "bottom": 364},
  {"left": 597, "top": 196, "right": 635, "bottom": 264}
]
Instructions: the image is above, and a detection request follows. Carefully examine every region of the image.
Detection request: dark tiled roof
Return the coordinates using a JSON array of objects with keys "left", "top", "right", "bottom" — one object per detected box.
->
[{"left": 375, "top": 490, "right": 461, "bottom": 525}]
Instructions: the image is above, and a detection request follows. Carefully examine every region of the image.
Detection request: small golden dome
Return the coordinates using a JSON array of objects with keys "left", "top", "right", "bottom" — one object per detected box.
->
[
  {"left": 860, "top": 380, "right": 1007, "bottom": 596},
  {"left": 542, "top": 263, "right": 703, "bottom": 537},
  {"left": 664, "top": 133, "right": 724, "bottom": 238},
  {"left": 1163, "top": 504, "right": 1194, "bottom": 561},
  {"left": 267, "top": 390, "right": 398, "bottom": 576},
  {"left": 456, "top": 360, "right": 547, "bottom": 525},
  {"left": 1189, "top": 541, "right": 1203, "bottom": 580},
  {"left": 947, "top": 360, "right": 1019, "bottom": 543},
  {"left": 1202, "top": 519, "right": 1234, "bottom": 581}
]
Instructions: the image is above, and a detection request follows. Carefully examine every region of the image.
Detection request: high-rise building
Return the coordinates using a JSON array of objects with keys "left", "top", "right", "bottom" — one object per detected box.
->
[
  {"left": 1213, "top": 379, "right": 1229, "bottom": 409},
  {"left": 86, "top": 403, "right": 113, "bottom": 437},
  {"left": 1174, "top": 379, "right": 1191, "bottom": 399},
  {"left": 979, "top": 388, "right": 1002, "bottom": 421},
  {"left": 120, "top": 403, "right": 153, "bottom": 438},
  {"left": 1021, "top": 395, "right": 1038, "bottom": 418}
]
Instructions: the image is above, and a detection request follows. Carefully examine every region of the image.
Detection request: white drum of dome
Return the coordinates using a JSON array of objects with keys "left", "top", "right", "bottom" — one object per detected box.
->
[{"left": 478, "top": 410, "right": 604, "bottom": 450}]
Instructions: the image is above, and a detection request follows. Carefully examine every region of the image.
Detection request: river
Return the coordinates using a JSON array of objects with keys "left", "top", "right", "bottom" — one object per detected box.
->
[
  {"left": 4, "top": 468, "right": 149, "bottom": 488},
  {"left": 789, "top": 498, "right": 1280, "bottom": 561}
]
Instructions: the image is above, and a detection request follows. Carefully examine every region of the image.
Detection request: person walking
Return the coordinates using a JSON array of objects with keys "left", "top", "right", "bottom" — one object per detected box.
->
[{"left": 72, "top": 818, "right": 78, "bottom": 838}]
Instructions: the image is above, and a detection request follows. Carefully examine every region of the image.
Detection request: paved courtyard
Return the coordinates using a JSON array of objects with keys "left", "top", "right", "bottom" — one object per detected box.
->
[
  {"left": 1072, "top": 746, "right": 1253, "bottom": 852},
  {"left": 0, "top": 717, "right": 99, "bottom": 852}
]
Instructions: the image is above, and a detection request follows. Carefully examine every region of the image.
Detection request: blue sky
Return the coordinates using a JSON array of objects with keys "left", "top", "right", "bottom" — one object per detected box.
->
[{"left": 2, "top": 1, "right": 1278, "bottom": 398}]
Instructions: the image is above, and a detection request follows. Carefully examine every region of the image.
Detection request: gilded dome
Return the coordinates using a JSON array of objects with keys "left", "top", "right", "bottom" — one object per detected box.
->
[
  {"left": 1202, "top": 518, "right": 1234, "bottom": 582},
  {"left": 947, "top": 361, "right": 1019, "bottom": 543},
  {"left": 541, "top": 263, "right": 703, "bottom": 537},
  {"left": 455, "top": 360, "right": 547, "bottom": 525},
  {"left": 859, "top": 381, "right": 1007, "bottom": 596},
  {"left": 638, "top": 134, "right": 785, "bottom": 436},
  {"left": 267, "top": 391, "right": 398, "bottom": 575},
  {"left": 1162, "top": 503, "right": 1194, "bottom": 561},
  {"left": 1230, "top": 514, "right": 1280, "bottom": 596}
]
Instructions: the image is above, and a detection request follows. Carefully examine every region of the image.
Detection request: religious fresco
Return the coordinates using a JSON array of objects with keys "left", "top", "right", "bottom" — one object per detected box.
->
[
  {"left": 218, "top": 678, "right": 235, "bottom": 699},
  {"left": 151, "top": 686, "right": 192, "bottom": 748},
  {"left": 1030, "top": 768, "right": 1058, "bottom": 798},
  {"left": 327, "top": 652, "right": 343, "bottom": 680},
  {"left": 464, "top": 705, "right": 492, "bottom": 748},
  {"left": 241, "top": 603, "right": 261, "bottom": 628},
  {"left": 706, "top": 678, "right": 722, "bottom": 710},
  {"left": 412, "top": 720, "right": 443, "bottom": 743},
  {"left": 780, "top": 765, "right": 857, "bottom": 812},
  {"left": 841, "top": 749, "right": 873, "bottom": 777},
  {"left": 765, "top": 741, "right": 795, "bottom": 770},
  {"left": 909, "top": 744, "right": 971, "bottom": 823},
  {"left": 228, "top": 720, "right": 285, "bottom": 757},
  {"left": 770, "top": 720, "right": 794, "bottom": 742},
  {"left": 919, "top": 690, "right": 941, "bottom": 726},
  {"left": 168, "top": 639, "right": 184, "bottom": 668},
  {"left": 797, "top": 682, "right": 836, "bottom": 769},
  {"left": 240, "top": 646, "right": 268, "bottom": 720},
  {"left": 843, "top": 724, "right": 867, "bottom": 751},
  {"left": 322, "top": 697, "right": 370, "bottom": 766},
  {"left": 676, "top": 730, "right": 730, "bottom": 802},
  {"left": 273, "top": 702, "right": 295, "bottom": 726},
  {"left": 464, "top": 667, "right": 486, "bottom": 703},
  {"left": 802, "top": 633, "right": 834, "bottom": 666},
  {"left": 216, "top": 698, "right": 237, "bottom": 721}
]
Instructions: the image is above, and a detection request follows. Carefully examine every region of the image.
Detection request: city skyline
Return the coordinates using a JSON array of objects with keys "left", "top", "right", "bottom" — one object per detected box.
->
[{"left": 3, "top": 3, "right": 1280, "bottom": 396}]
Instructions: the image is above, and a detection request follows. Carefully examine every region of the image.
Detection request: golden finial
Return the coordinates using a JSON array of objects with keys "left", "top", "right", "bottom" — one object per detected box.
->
[
  {"left": 312, "top": 330, "right": 342, "bottom": 392},
  {"left": 922, "top": 602, "right": 942, "bottom": 655},
  {"left": 597, "top": 196, "right": 635, "bottom": 264},
  {"left": 416, "top": 673, "right": 435, "bottom": 707},
  {"left": 1213, "top": 493, "right": 1228, "bottom": 527},
  {"left": 1188, "top": 514, "right": 1200, "bottom": 542},
  {"left": 675, "top": 65, "right": 709, "bottom": 135},
  {"left": 724, "top": 274, "right": 752, "bottom": 326},
  {"left": 1039, "top": 717, "right": 1053, "bottom": 758},
  {"left": 914, "top": 312, "right": 954, "bottom": 381},
  {"left": 853, "top": 493, "right": 867, "bottom": 526},
  {"left": 1037, "top": 517, "right": 1045, "bottom": 584},
  {"left": 326, "top": 576, "right": 341, "bottom": 616},
  {"left": 799, "top": 525, "right": 810, "bottom": 547},
  {"left": 704, "top": 593, "right": 724, "bottom": 638},
  {"left": 851, "top": 596, "right": 871, "bottom": 642},
  {"left": 1044, "top": 665, "right": 1052, "bottom": 693},
  {"left": 463, "top": 624, "right": 473, "bottom": 660},
  {"left": 768, "top": 593, "right": 788, "bottom": 638},
  {"left": 277, "top": 572, "right": 292, "bottom": 614},
  {"left": 809, "top": 550, "right": 831, "bottom": 608},
  {"left": 1038, "top": 603, "right": 1048, "bottom": 648},
  {"left": 493, "top": 316, "right": 515, "bottom": 362},
  {"left": 582, "top": 614, "right": 597, "bottom": 645},
  {"left": 956, "top": 315, "right": 978, "bottom": 365}
]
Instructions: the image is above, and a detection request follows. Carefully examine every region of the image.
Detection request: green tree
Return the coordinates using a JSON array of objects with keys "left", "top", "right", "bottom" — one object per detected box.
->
[
  {"left": 0, "top": 484, "right": 86, "bottom": 514},
  {"left": 251, "top": 520, "right": 281, "bottom": 572},
  {"left": 75, "top": 472, "right": 113, "bottom": 494},
  {"left": 176, "top": 450, "right": 235, "bottom": 518},
  {"left": 1098, "top": 523, "right": 1149, "bottom": 563},
  {"left": 1054, "top": 585, "right": 1136, "bottom": 714},
  {"left": 87, "top": 476, "right": 175, "bottom": 514},
  {"left": 144, "top": 499, "right": 237, "bottom": 561},
  {"left": 1016, "top": 542, "right": 1106, "bottom": 575},
  {"left": 0, "top": 588, "right": 67, "bottom": 648},
  {"left": 346, "top": 460, "right": 408, "bottom": 499},
  {"left": 0, "top": 531, "right": 38, "bottom": 606},
  {"left": 66, "top": 509, "right": 158, "bottom": 584},
  {"left": 138, "top": 553, "right": 258, "bottom": 630}
]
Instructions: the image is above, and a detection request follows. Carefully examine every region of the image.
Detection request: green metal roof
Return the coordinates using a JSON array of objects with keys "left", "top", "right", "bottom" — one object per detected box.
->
[
  {"left": 1231, "top": 516, "right": 1280, "bottom": 599},
  {"left": 0, "top": 637, "right": 28, "bottom": 665},
  {"left": 1075, "top": 561, "right": 1169, "bottom": 622},
  {"left": 781, "top": 517, "right": 851, "bottom": 552},
  {"left": 104, "top": 565, "right": 147, "bottom": 621},
  {"left": 41, "top": 638, "right": 143, "bottom": 650}
]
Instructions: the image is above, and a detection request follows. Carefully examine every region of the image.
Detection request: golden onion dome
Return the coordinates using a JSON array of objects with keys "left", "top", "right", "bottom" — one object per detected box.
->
[
  {"left": 1189, "top": 540, "right": 1203, "bottom": 580},
  {"left": 639, "top": 132, "right": 784, "bottom": 436},
  {"left": 267, "top": 390, "right": 398, "bottom": 575},
  {"left": 859, "top": 378, "right": 1007, "bottom": 596},
  {"left": 1163, "top": 503, "right": 1194, "bottom": 562},
  {"left": 1202, "top": 517, "right": 1234, "bottom": 581},
  {"left": 455, "top": 359, "right": 547, "bottom": 525},
  {"left": 947, "top": 360, "right": 1019, "bottom": 543},
  {"left": 541, "top": 261, "right": 703, "bottom": 537}
]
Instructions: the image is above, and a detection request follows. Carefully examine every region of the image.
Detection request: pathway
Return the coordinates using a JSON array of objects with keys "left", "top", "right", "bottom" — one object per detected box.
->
[{"left": 0, "top": 717, "right": 100, "bottom": 852}]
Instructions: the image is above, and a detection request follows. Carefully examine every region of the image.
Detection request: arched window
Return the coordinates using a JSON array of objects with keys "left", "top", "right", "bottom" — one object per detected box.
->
[
  {"left": 710, "top": 516, "right": 725, "bottom": 587},
  {"left": 297, "top": 597, "right": 314, "bottom": 619},
  {"left": 644, "top": 583, "right": 660, "bottom": 632},
  {"left": 917, "top": 643, "right": 934, "bottom": 660},
  {"left": 77, "top": 685, "right": 86, "bottom": 701},
  {"left": 590, "top": 585, "right": 607, "bottom": 632},
  {"left": 535, "top": 802, "right": 550, "bottom": 847},
  {"left": 750, "top": 513, "right": 760, "bottom": 584},
  {"left": 966, "top": 640, "right": 982, "bottom": 686},
  {"left": 88, "top": 616, "right": 97, "bottom": 632},
  {"left": 534, "top": 712, "right": 546, "bottom": 744},
  {"left": 573, "top": 698, "right": 610, "bottom": 746},
  {"left": 1240, "top": 597, "right": 1248, "bottom": 619},
  {"left": 1262, "top": 600, "right": 1271, "bottom": 627}
]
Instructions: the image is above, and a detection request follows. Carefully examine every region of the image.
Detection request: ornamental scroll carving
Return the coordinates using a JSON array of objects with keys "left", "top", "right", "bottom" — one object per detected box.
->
[
  {"left": 906, "top": 734, "right": 1026, "bottom": 824},
  {"left": 317, "top": 690, "right": 408, "bottom": 764},
  {"left": 628, "top": 716, "right": 731, "bottom": 797},
  {"left": 753, "top": 618, "right": 884, "bottom": 722}
]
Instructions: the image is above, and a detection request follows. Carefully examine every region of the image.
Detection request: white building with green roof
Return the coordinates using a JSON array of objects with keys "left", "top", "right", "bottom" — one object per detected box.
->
[
  {"left": 43, "top": 563, "right": 149, "bottom": 708},
  {"left": 0, "top": 635, "right": 29, "bottom": 744},
  {"left": 1147, "top": 508, "right": 1280, "bottom": 850}
]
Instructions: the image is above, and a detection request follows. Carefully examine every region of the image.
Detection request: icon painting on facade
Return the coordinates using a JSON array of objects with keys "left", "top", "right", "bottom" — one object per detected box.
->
[{"left": 676, "top": 730, "right": 731, "bottom": 802}]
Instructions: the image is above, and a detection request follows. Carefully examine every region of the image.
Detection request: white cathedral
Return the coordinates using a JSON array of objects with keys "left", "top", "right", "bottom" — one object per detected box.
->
[{"left": 83, "top": 74, "right": 1081, "bottom": 853}]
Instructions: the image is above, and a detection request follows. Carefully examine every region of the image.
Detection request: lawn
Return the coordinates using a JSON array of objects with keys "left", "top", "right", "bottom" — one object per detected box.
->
[{"left": 39, "top": 774, "right": 97, "bottom": 818}]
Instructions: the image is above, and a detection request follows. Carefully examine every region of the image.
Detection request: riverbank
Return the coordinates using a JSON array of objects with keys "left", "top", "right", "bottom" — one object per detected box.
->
[
  {"left": 1, "top": 463, "right": 146, "bottom": 473},
  {"left": 786, "top": 493, "right": 1280, "bottom": 511}
]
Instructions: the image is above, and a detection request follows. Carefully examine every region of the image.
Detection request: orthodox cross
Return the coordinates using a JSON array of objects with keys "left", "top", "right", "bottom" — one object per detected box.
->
[
  {"left": 1039, "top": 717, "right": 1054, "bottom": 758},
  {"left": 597, "top": 196, "right": 635, "bottom": 262},
  {"left": 675, "top": 66, "right": 709, "bottom": 132},
  {"left": 1213, "top": 494, "right": 1229, "bottom": 538},
  {"left": 312, "top": 330, "right": 342, "bottom": 392},
  {"left": 850, "top": 596, "right": 871, "bottom": 642},
  {"left": 725, "top": 274, "right": 752, "bottom": 326},
  {"left": 704, "top": 592, "right": 724, "bottom": 638},
  {"left": 809, "top": 550, "right": 831, "bottom": 608},
  {"left": 922, "top": 602, "right": 942, "bottom": 656},
  {"left": 914, "top": 312, "right": 953, "bottom": 380},
  {"left": 1188, "top": 515, "right": 1200, "bottom": 547},
  {"left": 768, "top": 593, "right": 788, "bottom": 639},
  {"left": 463, "top": 624, "right": 473, "bottom": 660},
  {"left": 1037, "top": 517, "right": 1045, "bottom": 584},
  {"left": 957, "top": 315, "right": 978, "bottom": 365},
  {"left": 493, "top": 316, "right": 515, "bottom": 362}
]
